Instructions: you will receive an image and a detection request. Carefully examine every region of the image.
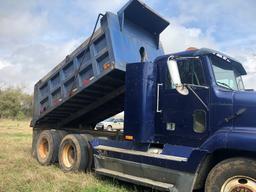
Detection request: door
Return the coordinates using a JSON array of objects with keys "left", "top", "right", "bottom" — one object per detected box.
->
[
  {"left": 111, "top": 119, "right": 123, "bottom": 130},
  {"left": 155, "top": 57, "right": 210, "bottom": 147}
]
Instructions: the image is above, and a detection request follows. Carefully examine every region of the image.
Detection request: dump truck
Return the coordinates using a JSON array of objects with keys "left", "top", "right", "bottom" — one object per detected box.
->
[{"left": 31, "top": 0, "right": 256, "bottom": 191}]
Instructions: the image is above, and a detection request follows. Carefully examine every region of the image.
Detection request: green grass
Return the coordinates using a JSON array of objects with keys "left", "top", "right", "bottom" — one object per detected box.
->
[{"left": 0, "top": 119, "right": 132, "bottom": 192}]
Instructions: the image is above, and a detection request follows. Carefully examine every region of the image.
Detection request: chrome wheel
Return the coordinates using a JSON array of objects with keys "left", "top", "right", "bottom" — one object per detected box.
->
[{"left": 221, "top": 176, "right": 256, "bottom": 192}]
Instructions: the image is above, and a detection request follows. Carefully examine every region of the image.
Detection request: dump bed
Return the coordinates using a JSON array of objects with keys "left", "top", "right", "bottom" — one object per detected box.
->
[{"left": 31, "top": 0, "right": 169, "bottom": 129}]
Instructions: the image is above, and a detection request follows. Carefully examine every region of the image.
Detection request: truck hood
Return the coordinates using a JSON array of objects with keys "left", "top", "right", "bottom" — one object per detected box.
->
[{"left": 233, "top": 91, "right": 256, "bottom": 128}]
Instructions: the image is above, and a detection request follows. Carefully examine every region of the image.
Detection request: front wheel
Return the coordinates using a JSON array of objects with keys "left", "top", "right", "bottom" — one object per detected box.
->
[
  {"left": 205, "top": 158, "right": 256, "bottom": 192},
  {"left": 106, "top": 125, "right": 112, "bottom": 131}
]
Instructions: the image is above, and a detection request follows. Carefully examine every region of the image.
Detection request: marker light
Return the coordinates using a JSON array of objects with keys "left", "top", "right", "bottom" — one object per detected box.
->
[
  {"left": 124, "top": 135, "right": 134, "bottom": 141},
  {"left": 103, "top": 63, "right": 112, "bottom": 70},
  {"left": 83, "top": 79, "right": 90, "bottom": 86},
  {"left": 186, "top": 47, "right": 198, "bottom": 51}
]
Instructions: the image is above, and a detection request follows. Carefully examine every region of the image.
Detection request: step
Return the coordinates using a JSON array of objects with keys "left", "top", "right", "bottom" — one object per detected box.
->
[{"left": 95, "top": 168, "right": 177, "bottom": 192}]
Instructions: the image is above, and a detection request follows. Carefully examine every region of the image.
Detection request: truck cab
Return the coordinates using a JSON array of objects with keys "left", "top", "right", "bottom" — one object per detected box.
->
[
  {"left": 93, "top": 48, "right": 256, "bottom": 192},
  {"left": 155, "top": 48, "right": 248, "bottom": 147}
]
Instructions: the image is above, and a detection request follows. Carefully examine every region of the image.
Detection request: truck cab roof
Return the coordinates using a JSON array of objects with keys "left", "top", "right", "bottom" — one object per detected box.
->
[{"left": 155, "top": 48, "right": 247, "bottom": 75}]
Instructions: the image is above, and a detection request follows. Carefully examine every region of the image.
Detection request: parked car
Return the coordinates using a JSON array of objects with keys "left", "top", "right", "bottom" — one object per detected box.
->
[{"left": 95, "top": 118, "right": 124, "bottom": 131}]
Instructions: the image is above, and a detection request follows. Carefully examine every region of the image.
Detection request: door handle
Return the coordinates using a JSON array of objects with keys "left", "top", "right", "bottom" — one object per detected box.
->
[{"left": 157, "top": 83, "right": 163, "bottom": 113}]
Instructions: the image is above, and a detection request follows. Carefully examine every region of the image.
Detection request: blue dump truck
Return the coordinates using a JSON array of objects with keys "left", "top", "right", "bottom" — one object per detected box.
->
[{"left": 31, "top": 0, "right": 256, "bottom": 191}]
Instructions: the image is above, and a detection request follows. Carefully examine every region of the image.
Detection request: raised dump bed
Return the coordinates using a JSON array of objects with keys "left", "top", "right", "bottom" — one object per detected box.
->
[{"left": 31, "top": 0, "right": 169, "bottom": 129}]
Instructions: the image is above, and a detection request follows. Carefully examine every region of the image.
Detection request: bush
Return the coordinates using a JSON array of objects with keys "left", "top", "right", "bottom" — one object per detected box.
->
[{"left": 0, "top": 87, "right": 32, "bottom": 119}]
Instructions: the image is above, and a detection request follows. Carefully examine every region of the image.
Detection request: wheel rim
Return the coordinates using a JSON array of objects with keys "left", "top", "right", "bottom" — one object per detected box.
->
[
  {"left": 38, "top": 138, "right": 49, "bottom": 159},
  {"left": 62, "top": 143, "right": 76, "bottom": 168},
  {"left": 221, "top": 176, "right": 256, "bottom": 192}
]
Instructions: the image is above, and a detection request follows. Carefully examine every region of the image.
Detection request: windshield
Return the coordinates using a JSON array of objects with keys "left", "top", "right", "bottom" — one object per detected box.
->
[
  {"left": 210, "top": 55, "right": 245, "bottom": 91},
  {"left": 104, "top": 118, "right": 114, "bottom": 122}
]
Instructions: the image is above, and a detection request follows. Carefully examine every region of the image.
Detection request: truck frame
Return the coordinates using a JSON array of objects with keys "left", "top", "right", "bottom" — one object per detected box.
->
[{"left": 31, "top": 1, "right": 256, "bottom": 192}]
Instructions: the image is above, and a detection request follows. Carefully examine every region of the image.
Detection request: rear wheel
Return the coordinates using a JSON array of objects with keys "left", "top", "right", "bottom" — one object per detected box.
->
[
  {"left": 58, "top": 134, "right": 90, "bottom": 172},
  {"left": 205, "top": 158, "right": 256, "bottom": 192},
  {"left": 81, "top": 134, "right": 94, "bottom": 170},
  {"left": 36, "top": 130, "right": 63, "bottom": 165}
]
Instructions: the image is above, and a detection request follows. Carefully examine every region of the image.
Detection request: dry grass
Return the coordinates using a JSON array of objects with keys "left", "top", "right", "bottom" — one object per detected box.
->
[{"left": 0, "top": 119, "right": 131, "bottom": 192}]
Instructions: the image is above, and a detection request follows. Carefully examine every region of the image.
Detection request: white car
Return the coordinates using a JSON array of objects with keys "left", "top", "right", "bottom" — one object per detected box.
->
[{"left": 95, "top": 118, "right": 124, "bottom": 131}]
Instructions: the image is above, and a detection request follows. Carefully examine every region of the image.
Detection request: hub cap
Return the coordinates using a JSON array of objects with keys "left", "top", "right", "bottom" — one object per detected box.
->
[
  {"left": 221, "top": 176, "right": 256, "bottom": 192},
  {"left": 38, "top": 138, "right": 49, "bottom": 159},
  {"left": 62, "top": 143, "right": 76, "bottom": 168}
]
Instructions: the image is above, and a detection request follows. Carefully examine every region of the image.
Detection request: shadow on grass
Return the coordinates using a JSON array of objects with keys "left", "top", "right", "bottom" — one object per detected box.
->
[
  {"left": 95, "top": 175, "right": 165, "bottom": 192},
  {"left": 95, "top": 175, "right": 205, "bottom": 192}
]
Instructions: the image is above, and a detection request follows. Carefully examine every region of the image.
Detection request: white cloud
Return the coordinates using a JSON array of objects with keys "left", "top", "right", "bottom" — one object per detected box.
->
[
  {"left": 0, "top": 59, "right": 11, "bottom": 70},
  {"left": 74, "top": 0, "right": 125, "bottom": 13},
  {"left": 0, "top": 39, "right": 82, "bottom": 92},
  {"left": 0, "top": 13, "right": 47, "bottom": 41},
  {"left": 161, "top": 19, "right": 218, "bottom": 53},
  {"left": 236, "top": 55, "right": 256, "bottom": 90},
  {"left": 160, "top": 18, "right": 256, "bottom": 90},
  {"left": 0, "top": 0, "right": 127, "bottom": 93},
  {"left": 0, "top": 0, "right": 256, "bottom": 93}
]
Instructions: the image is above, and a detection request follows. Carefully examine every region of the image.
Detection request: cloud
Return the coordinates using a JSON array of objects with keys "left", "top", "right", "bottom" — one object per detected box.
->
[
  {"left": 0, "top": 12, "right": 47, "bottom": 42},
  {"left": 159, "top": 0, "right": 256, "bottom": 89},
  {"left": 161, "top": 19, "right": 218, "bottom": 53},
  {"left": 0, "top": 0, "right": 128, "bottom": 93},
  {"left": 225, "top": 49, "right": 256, "bottom": 89},
  {"left": 0, "top": 0, "right": 255, "bottom": 93},
  {"left": 0, "top": 40, "right": 81, "bottom": 92}
]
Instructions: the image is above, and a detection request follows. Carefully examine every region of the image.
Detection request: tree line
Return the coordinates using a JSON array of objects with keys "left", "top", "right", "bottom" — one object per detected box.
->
[{"left": 0, "top": 87, "right": 32, "bottom": 120}]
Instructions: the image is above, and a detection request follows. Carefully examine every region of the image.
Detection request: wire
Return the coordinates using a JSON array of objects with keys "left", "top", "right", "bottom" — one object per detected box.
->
[{"left": 69, "top": 13, "right": 104, "bottom": 96}]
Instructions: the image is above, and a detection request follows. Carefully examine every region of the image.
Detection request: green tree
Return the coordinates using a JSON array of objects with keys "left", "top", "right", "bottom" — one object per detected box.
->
[{"left": 0, "top": 87, "right": 32, "bottom": 119}]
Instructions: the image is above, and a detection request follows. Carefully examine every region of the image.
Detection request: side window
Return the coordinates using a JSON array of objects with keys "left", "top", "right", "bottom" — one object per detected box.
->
[
  {"left": 193, "top": 110, "right": 206, "bottom": 133},
  {"left": 165, "top": 58, "right": 205, "bottom": 89},
  {"left": 178, "top": 59, "right": 205, "bottom": 86}
]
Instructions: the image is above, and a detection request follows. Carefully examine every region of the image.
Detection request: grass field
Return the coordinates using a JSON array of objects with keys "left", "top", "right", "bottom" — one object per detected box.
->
[{"left": 0, "top": 119, "right": 133, "bottom": 192}]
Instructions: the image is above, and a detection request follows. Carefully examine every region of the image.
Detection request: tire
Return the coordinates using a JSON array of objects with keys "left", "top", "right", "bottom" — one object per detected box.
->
[
  {"left": 58, "top": 134, "right": 89, "bottom": 172},
  {"left": 205, "top": 157, "right": 256, "bottom": 192},
  {"left": 107, "top": 125, "right": 112, "bottom": 131},
  {"left": 81, "top": 134, "right": 94, "bottom": 171},
  {"left": 36, "top": 130, "right": 62, "bottom": 165}
]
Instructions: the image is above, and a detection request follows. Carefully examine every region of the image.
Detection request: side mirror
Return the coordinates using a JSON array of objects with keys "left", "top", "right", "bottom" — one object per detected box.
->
[{"left": 167, "top": 57, "right": 189, "bottom": 95}]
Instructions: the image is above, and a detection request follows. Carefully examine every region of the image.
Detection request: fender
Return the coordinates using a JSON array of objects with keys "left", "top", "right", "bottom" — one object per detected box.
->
[
  {"left": 227, "top": 127, "right": 256, "bottom": 152},
  {"left": 200, "top": 127, "right": 256, "bottom": 153},
  {"left": 192, "top": 127, "right": 256, "bottom": 190},
  {"left": 199, "top": 128, "right": 230, "bottom": 152}
]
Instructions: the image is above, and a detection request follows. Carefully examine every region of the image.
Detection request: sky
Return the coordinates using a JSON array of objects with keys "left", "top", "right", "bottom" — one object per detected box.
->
[{"left": 0, "top": 0, "right": 256, "bottom": 93}]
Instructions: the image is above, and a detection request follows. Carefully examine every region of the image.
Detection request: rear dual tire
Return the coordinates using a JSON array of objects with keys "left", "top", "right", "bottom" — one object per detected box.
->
[
  {"left": 36, "top": 130, "right": 65, "bottom": 165},
  {"left": 58, "top": 134, "right": 92, "bottom": 172},
  {"left": 35, "top": 130, "right": 94, "bottom": 173}
]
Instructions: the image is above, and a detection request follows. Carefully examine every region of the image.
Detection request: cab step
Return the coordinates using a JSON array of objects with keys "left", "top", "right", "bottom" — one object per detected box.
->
[{"left": 95, "top": 168, "right": 177, "bottom": 192}]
